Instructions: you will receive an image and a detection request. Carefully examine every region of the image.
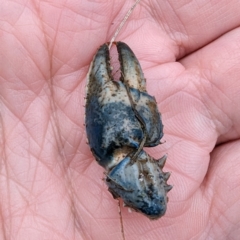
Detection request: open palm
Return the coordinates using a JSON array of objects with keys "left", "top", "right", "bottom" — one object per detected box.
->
[{"left": 1, "top": 0, "right": 240, "bottom": 239}]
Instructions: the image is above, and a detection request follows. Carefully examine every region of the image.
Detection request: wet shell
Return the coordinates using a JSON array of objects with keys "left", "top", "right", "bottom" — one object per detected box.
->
[{"left": 85, "top": 42, "right": 172, "bottom": 219}]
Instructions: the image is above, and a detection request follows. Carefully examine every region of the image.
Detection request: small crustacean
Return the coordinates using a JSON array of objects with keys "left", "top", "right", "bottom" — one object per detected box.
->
[{"left": 85, "top": 42, "right": 172, "bottom": 219}]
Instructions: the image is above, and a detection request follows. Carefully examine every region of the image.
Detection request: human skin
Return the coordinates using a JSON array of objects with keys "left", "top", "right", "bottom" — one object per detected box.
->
[{"left": 0, "top": 0, "right": 240, "bottom": 239}]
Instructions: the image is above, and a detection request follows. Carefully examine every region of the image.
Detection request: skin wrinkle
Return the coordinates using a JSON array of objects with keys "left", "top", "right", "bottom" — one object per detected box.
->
[
  {"left": 74, "top": 195, "right": 98, "bottom": 236},
  {"left": 162, "top": 105, "right": 206, "bottom": 143},
  {"left": 180, "top": 56, "right": 235, "bottom": 137},
  {"left": 178, "top": 88, "right": 222, "bottom": 140},
  {"left": 123, "top": 24, "right": 142, "bottom": 42},
  {"left": 2, "top": 94, "right": 31, "bottom": 123},
  {"left": 74, "top": 157, "right": 95, "bottom": 176},
  {"left": 14, "top": 191, "right": 40, "bottom": 236},
  {"left": 6, "top": 1, "right": 29, "bottom": 27},
  {"left": 66, "top": 181, "right": 82, "bottom": 239},
  {"left": 70, "top": 145, "right": 101, "bottom": 238},
  {"left": 10, "top": 27, "right": 48, "bottom": 81},
  {"left": 0, "top": 113, "right": 8, "bottom": 240},
  {"left": 81, "top": 167, "right": 103, "bottom": 189},
  {"left": 145, "top": 1, "right": 188, "bottom": 57},
  {"left": 166, "top": 126, "right": 203, "bottom": 145},
  {"left": 164, "top": 0, "right": 189, "bottom": 37},
  {"left": 206, "top": 144, "right": 240, "bottom": 236},
  {"left": 212, "top": 193, "right": 229, "bottom": 225},
  {"left": 170, "top": 161, "right": 201, "bottom": 188},
  {"left": 0, "top": 212, "right": 7, "bottom": 240},
  {"left": 27, "top": 154, "right": 43, "bottom": 198},
  {"left": 61, "top": 132, "right": 79, "bottom": 157},
  {"left": 3, "top": 164, "right": 12, "bottom": 239},
  {"left": 0, "top": 111, "right": 6, "bottom": 169},
  {"left": 171, "top": 127, "right": 212, "bottom": 153},
  {"left": 18, "top": 107, "right": 46, "bottom": 150},
  {"left": 198, "top": 73, "right": 234, "bottom": 136},
  {"left": 3, "top": 163, "right": 33, "bottom": 193},
  {"left": 53, "top": 102, "right": 78, "bottom": 131}
]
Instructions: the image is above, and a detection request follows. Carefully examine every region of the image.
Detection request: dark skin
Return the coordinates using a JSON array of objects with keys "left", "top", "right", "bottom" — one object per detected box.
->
[{"left": 1, "top": 0, "right": 240, "bottom": 239}]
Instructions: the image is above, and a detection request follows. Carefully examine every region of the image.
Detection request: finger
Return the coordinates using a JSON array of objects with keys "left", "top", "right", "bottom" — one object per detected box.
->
[
  {"left": 145, "top": 0, "right": 240, "bottom": 57},
  {"left": 202, "top": 140, "right": 240, "bottom": 238},
  {"left": 180, "top": 28, "right": 240, "bottom": 143}
]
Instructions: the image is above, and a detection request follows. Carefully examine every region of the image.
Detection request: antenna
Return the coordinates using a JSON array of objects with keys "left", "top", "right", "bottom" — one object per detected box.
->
[
  {"left": 118, "top": 199, "right": 126, "bottom": 240},
  {"left": 108, "top": 0, "right": 142, "bottom": 49},
  {"left": 108, "top": 2, "right": 142, "bottom": 239}
]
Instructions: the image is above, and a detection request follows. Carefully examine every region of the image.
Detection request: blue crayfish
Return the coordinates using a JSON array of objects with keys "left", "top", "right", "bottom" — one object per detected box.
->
[{"left": 85, "top": 42, "right": 172, "bottom": 219}]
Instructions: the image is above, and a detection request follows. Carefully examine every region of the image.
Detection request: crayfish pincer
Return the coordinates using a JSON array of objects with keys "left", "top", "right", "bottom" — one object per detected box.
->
[{"left": 85, "top": 42, "right": 172, "bottom": 219}]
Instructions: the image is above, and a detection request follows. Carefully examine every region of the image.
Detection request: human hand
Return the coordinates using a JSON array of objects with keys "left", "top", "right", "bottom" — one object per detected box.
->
[{"left": 1, "top": 1, "right": 240, "bottom": 239}]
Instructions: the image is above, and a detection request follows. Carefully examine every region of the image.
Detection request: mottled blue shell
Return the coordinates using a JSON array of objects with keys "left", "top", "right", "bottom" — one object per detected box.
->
[{"left": 85, "top": 42, "right": 172, "bottom": 219}]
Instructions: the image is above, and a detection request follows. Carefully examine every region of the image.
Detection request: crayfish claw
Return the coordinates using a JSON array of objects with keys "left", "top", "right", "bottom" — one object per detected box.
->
[
  {"left": 85, "top": 42, "right": 172, "bottom": 219},
  {"left": 116, "top": 41, "right": 146, "bottom": 92}
]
